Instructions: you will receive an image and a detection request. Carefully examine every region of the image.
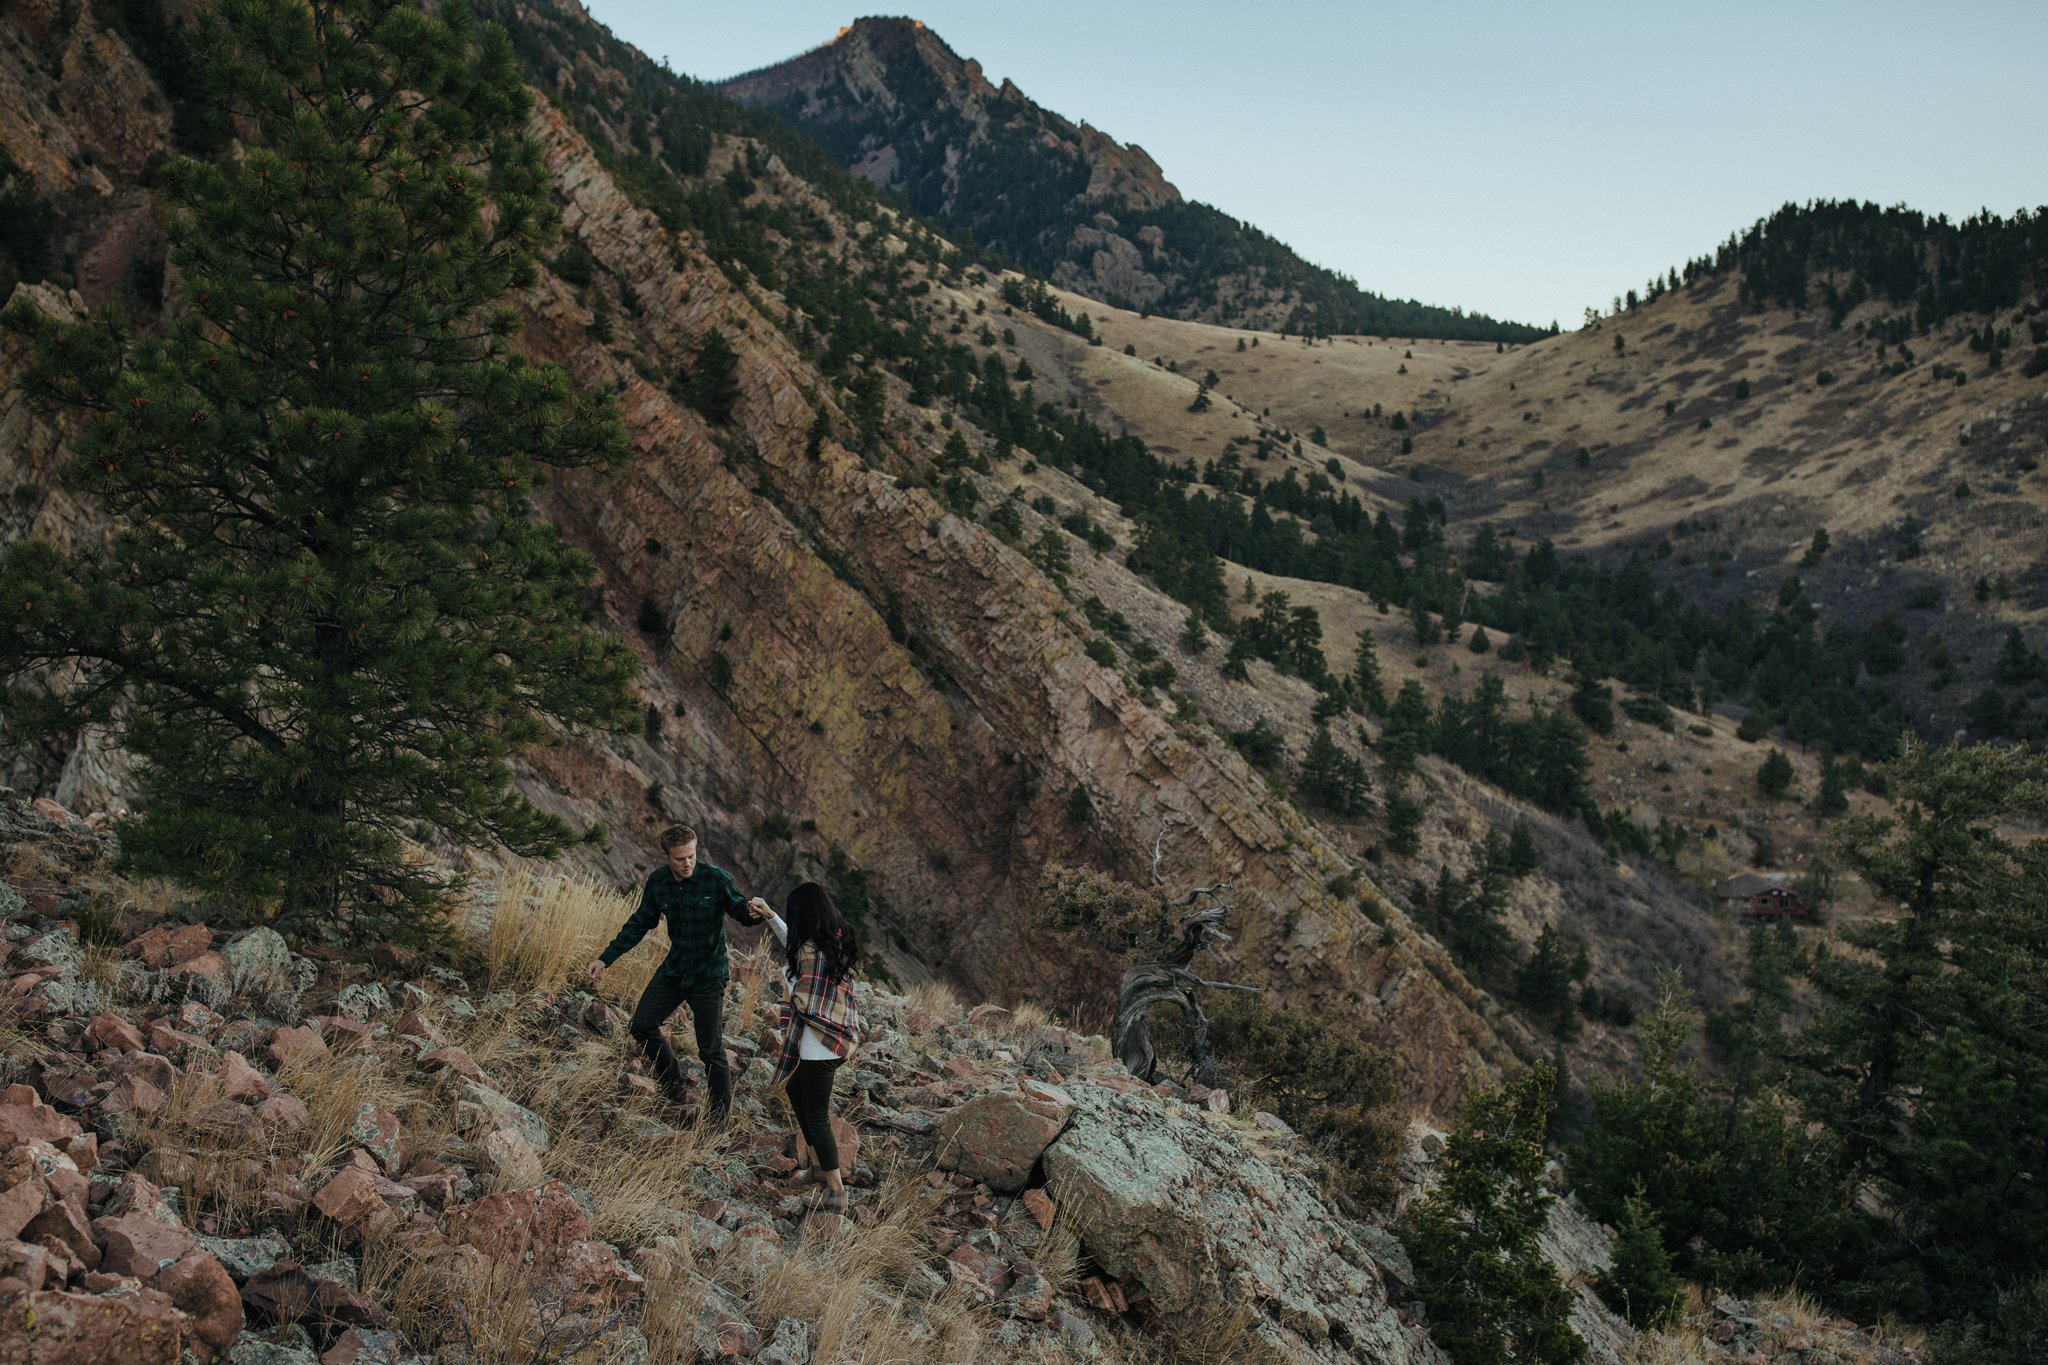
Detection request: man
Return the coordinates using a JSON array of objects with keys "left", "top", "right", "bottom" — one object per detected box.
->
[{"left": 587, "top": 824, "right": 770, "bottom": 1121}]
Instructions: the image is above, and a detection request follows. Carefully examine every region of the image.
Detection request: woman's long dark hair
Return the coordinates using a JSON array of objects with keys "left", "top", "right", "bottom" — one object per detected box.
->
[{"left": 782, "top": 881, "right": 859, "bottom": 982}]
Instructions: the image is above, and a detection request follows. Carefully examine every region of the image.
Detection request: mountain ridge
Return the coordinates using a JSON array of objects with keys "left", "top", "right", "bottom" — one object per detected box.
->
[{"left": 716, "top": 16, "right": 1550, "bottom": 342}]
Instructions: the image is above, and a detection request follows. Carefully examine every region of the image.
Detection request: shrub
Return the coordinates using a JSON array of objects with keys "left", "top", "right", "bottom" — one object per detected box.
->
[
  {"left": 1757, "top": 748, "right": 1795, "bottom": 794},
  {"left": 1595, "top": 1187, "right": 1685, "bottom": 1329}
]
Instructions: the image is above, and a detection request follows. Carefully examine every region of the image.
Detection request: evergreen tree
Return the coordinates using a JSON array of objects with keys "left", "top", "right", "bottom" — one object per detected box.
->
[
  {"left": 1757, "top": 748, "right": 1795, "bottom": 795},
  {"left": 1517, "top": 922, "right": 1579, "bottom": 1036},
  {"left": 1381, "top": 678, "right": 1435, "bottom": 775},
  {"left": 1789, "top": 740, "right": 2048, "bottom": 1318},
  {"left": 1468, "top": 624, "right": 1491, "bottom": 654},
  {"left": 1178, "top": 609, "right": 1209, "bottom": 655},
  {"left": 1411, "top": 594, "right": 1441, "bottom": 646},
  {"left": 688, "top": 326, "right": 741, "bottom": 425},
  {"left": 1507, "top": 818, "right": 1540, "bottom": 876},
  {"left": 1299, "top": 726, "right": 1370, "bottom": 817},
  {"left": 1400, "top": 1063, "right": 1588, "bottom": 1365},
  {"left": 1569, "top": 675, "right": 1615, "bottom": 736},
  {"left": 1384, "top": 787, "right": 1424, "bottom": 856},
  {"left": 0, "top": 0, "right": 637, "bottom": 939},
  {"left": 1816, "top": 756, "right": 1849, "bottom": 813},
  {"left": 1353, "top": 628, "right": 1389, "bottom": 715},
  {"left": 1596, "top": 1186, "right": 1685, "bottom": 1330}
]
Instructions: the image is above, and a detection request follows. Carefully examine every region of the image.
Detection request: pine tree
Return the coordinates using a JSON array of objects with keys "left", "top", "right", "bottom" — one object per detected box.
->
[
  {"left": 1410, "top": 594, "right": 1440, "bottom": 646},
  {"left": 1507, "top": 818, "right": 1540, "bottom": 876},
  {"left": 1299, "top": 726, "right": 1370, "bottom": 817},
  {"left": 1178, "top": 609, "right": 1209, "bottom": 655},
  {"left": 1353, "top": 628, "right": 1389, "bottom": 715},
  {"left": 0, "top": 0, "right": 637, "bottom": 940},
  {"left": 1789, "top": 741, "right": 2048, "bottom": 1318},
  {"left": 1518, "top": 922, "right": 1579, "bottom": 1035},
  {"left": 1400, "top": 1063, "right": 1588, "bottom": 1365},
  {"left": 689, "top": 326, "right": 741, "bottom": 425},
  {"left": 1816, "top": 757, "right": 1849, "bottom": 813},
  {"left": 1757, "top": 748, "right": 1795, "bottom": 795},
  {"left": 1384, "top": 787, "right": 1424, "bottom": 856},
  {"left": 1596, "top": 1185, "right": 1685, "bottom": 1329}
]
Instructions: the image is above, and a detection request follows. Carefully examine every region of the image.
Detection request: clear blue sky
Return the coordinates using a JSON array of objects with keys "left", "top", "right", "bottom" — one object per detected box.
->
[{"left": 583, "top": 1, "right": 2048, "bottom": 330}]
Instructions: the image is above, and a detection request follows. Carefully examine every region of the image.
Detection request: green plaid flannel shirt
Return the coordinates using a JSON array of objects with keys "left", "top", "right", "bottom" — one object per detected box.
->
[{"left": 599, "top": 860, "right": 753, "bottom": 994}]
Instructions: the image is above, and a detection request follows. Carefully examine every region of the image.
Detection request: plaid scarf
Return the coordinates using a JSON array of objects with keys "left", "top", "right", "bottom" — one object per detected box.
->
[{"left": 773, "top": 943, "right": 861, "bottom": 1086}]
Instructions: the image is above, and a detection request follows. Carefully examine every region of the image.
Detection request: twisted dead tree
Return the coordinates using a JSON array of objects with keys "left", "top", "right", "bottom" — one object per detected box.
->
[{"left": 1036, "top": 826, "right": 1261, "bottom": 1086}]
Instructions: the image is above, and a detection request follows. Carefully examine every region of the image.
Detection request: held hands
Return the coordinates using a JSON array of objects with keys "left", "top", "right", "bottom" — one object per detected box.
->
[{"left": 746, "top": 896, "right": 772, "bottom": 925}]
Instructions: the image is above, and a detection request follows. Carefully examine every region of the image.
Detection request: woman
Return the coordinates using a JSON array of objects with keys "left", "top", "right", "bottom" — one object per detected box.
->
[{"left": 752, "top": 881, "right": 862, "bottom": 1213}]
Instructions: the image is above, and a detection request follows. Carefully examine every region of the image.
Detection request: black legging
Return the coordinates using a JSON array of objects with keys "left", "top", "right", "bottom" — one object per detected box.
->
[{"left": 787, "top": 1057, "right": 844, "bottom": 1169}]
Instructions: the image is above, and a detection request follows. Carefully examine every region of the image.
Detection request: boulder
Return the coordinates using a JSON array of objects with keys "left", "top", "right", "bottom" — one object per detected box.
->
[
  {"left": 0, "top": 1177, "right": 48, "bottom": 1243},
  {"left": 931, "top": 1081, "right": 1073, "bottom": 1193},
  {"left": 346, "top": 1105, "right": 404, "bottom": 1175},
  {"left": 125, "top": 923, "right": 213, "bottom": 971},
  {"left": 218, "top": 929, "right": 291, "bottom": 983},
  {"left": 442, "top": 1179, "right": 587, "bottom": 1257},
  {"left": 477, "top": 1127, "right": 545, "bottom": 1188},
  {"left": 0, "top": 1101, "right": 82, "bottom": 1148},
  {"left": 0, "top": 1286, "right": 190, "bottom": 1364},
  {"left": 109, "top": 1052, "right": 180, "bottom": 1092},
  {"left": 392, "top": 1011, "right": 443, "bottom": 1046},
  {"left": 82, "top": 1013, "right": 146, "bottom": 1054},
  {"left": 156, "top": 1249, "right": 243, "bottom": 1357},
  {"left": 223, "top": 1325, "right": 321, "bottom": 1365},
  {"left": 167, "top": 952, "right": 231, "bottom": 982},
  {"left": 310, "top": 1017, "right": 374, "bottom": 1054},
  {"left": 195, "top": 1099, "right": 263, "bottom": 1143},
  {"left": 177, "top": 1001, "right": 226, "bottom": 1034},
  {"left": 145, "top": 1024, "right": 214, "bottom": 1061},
  {"left": 1042, "top": 1083, "right": 1426, "bottom": 1365},
  {"left": 265, "top": 1027, "right": 328, "bottom": 1069},
  {"left": 93, "top": 1211, "right": 197, "bottom": 1279},
  {"left": 311, "top": 1168, "right": 397, "bottom": 1241},
  {"left": 193, "top": 1231, "right": 291, "bottom": 1284},
  {"left": 756, "top": 1315, "right": 810, "bottom": 1365},
  {"left": 98, "top": 1172, "right": 181, "bottom": 1225},
  {"left": 452, "top": 1082, "right": 548, "bottom": 1153},
  {"left": 253, "top": 1095, "right": 310, "bottom": 1132},
  {"left": 22, "top": 1195, "right": 99, "bottom": 1270},
  {"left": 202, "top": 1052, "right": 272, "bottom": 1105},
  {"left": 318, "top": 1327, "right": 404, "bottom": 1365},
  {"left": 238, "top": 1260, "right": 390, "bottom": 1334}
]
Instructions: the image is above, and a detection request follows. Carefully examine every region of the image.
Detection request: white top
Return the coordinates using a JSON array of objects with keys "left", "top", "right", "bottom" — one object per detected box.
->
[{"left": 765, "top": 913, "right": 840, "bottom": 1061}]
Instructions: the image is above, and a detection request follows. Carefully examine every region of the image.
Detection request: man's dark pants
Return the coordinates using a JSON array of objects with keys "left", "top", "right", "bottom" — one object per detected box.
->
[{"left": 628, "top": 975, "right": 731, "bottom": 1115}]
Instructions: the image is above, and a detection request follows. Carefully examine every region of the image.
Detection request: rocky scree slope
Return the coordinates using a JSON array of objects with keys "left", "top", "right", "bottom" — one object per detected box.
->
[{"left": 0, "top": 814, "right": 1641, "bottom": 1365}]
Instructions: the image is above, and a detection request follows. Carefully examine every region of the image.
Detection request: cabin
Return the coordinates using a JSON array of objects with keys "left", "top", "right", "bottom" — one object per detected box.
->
[{"left": 1713, "top": 873, "right": 1808, "bottom": 922}]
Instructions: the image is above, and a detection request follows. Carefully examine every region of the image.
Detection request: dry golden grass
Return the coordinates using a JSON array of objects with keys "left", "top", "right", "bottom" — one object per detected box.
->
[
  {"left": 905, "top": 977, "right": 960, "bottom": 1026},
  {"left": 460, "top": 867, "right": 653, "bottom": 1002}
]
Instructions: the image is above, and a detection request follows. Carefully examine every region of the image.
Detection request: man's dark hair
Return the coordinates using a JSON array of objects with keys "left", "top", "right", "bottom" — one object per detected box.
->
[{"left": 659, "top": 825, "right": 697, "bottom": 854}]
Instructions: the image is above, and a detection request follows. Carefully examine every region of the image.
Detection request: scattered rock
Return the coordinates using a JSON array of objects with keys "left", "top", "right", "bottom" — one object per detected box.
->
[
  {"left": 193, "top": 1231, "right": 292, "bottom": 1284},
  {"left": 311, "top": 1168, "right": 399, "bottom": 1241},
  {"left": 156, "top": 1247, "right": 244, "bottom": 1357},
  {"left": 93, "top": 1210, "right": 197, "bottom": 1279},
  {"left": 478, "top": 1127, "right": 546, "bottom": 1187},
  {"left": 265, "top": 1026, "right": 329, "bottom": 1069},
  {"left": 756, "top": 1315, "right": 810, "bottom": 1365},
  {"left": 347, "top": 1105, "right": 405, "bottom": 1175},
  {"left": 219, "top": 928, "right": 291, "bottom": 983},
  {"left": 253, "top": 1095, "right": 310, "bottom": 1132},
  {"left": 238, "top": 1259, "right": 391, "bottom": 1334}
]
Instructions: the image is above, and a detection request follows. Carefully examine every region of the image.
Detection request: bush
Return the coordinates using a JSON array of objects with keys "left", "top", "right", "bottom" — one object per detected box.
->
[
  {"left": 1230, "top": 716, "right": 1287, "bottom": 767},
  {"left": 1083, "top": 637, "right": 1117, "bottom": 668},
  {"left": 1757, "top": 748, "right": 1795, "bottom": 794},
  {"left": 1736, "top": 710, "right": 1770, "bottom": 742}
]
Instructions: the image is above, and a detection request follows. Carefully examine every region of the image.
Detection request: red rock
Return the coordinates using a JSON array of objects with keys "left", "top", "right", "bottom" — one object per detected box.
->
[
  {"left": 175, "top": 1001, "right": 224, "bottom": 1034},
  {"left": 108, "top": 1052, "right": 179, "bottom": 1092},
  {"left": 1021, "top": 1187, "right": 1056, "bottom": 1230},
  {"left": 57, "top": 1134, "right": 95, "bottom": 1177},
  {"left": 553, "top": 1240, "right": 644, "bottom": 1298},
  {"left": 312, "top": 1017, "right": 375, "bottom": 1054},
  {"left": 194, "top": 1100, "right": 261, "bottom": 1144},
  {"left": 941, "top": 1057, "right": 984, "bottom": 1082},
  {"left": 30, "top": 797, "right": 72, "bottom": 823},
  {"left": 312, "top": 1167, "right": 397, "bottom": 1240},
  {"left": 441, "top": 1180, "right": 591, "bottom": 1274},
  {"left": 266, "top": 1025, "right": 329, "bottom": 1068},
  {"left": 153, "top": 1250, "right": 242, "bottom": 1357},
  {"left": 393, "top": 1010, "right": 444, "bottom": 1045},
  {"left": 371, "top": 942, "right": 419, "bottom": 974},
  {"left": 932, "top": 1084, "right": 1073, "bottom": 1193},
  {"left": 24, "top": 1195, "right": 99, "bottom": 1270},
  {"left": 321, "top": 1326, "right": 405, "bottom": 1365},
  {"left": 261, "top": 1167, "right": 312, "bottom": 1217},
  {"left": 398, "top": 1172, "right": 458, "bottom": 1211},
  {"left": 0, "top": 1179, "right": 48, "bottom": 1243},
  {"left": 1081, "top": 1275, "right": 1127, "bottom": 1313},
  {"left": 0, "top": 1102, "right": 81, "bottom": 1148},
  {"left": 0, "top": 1240, "right": 51, "bottom": 1291},
  {"left": 621, "top": 1074, "right": 658, "bottom": 1098},
  {"left": 0, "top": 1285, "right": 190, "bottom": 1364},
  {"left": 201, "top": 1051, "right": 271, "bottom": 1104},
  {"left": 145, "top": 1025, "right": 213, "bottom": 1060},
  {"left": 1088, "top": 1072, "right": 1149, "bottom": 1096},
  {"left": 82, "top": 1014, "right": 146, "bottom": 1054},
  {"left": 169, "top": 950, "right": 231, "bottom": 983},
  {"left": 93, "top": 1212, "right": 196, "bottom": 1279},
  {"left": 239, "top": 1259, "right": 391, "bottom": 1333},
  {"left": 0, "top": 1084, "right": 36, "bottom": 1106},
  {"left": 99, "top": 1075, "right": 166, "bottom": 1118},
  {"left": 416, "top": 1046, "right": 488, "bottom": 1084},
  {"left": 124, "top": 923, "right": 213, "bottom": 971},
  {"left": 254, "top": 1094, "right": 310, "bottom": 1131}
]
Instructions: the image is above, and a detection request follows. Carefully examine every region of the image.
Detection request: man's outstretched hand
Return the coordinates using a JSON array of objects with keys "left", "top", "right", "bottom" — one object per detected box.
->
[
  {"left": 585, "top": 958, "right": 605, "bottom": 984},
  {"left": 745, "top": 896, "right": 772, "bottom": 925}
]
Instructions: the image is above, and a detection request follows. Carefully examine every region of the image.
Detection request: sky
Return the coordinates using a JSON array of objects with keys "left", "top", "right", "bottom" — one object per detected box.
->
[{"left": 583, "top": 1, "right": 2048, "bottom": 330}]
